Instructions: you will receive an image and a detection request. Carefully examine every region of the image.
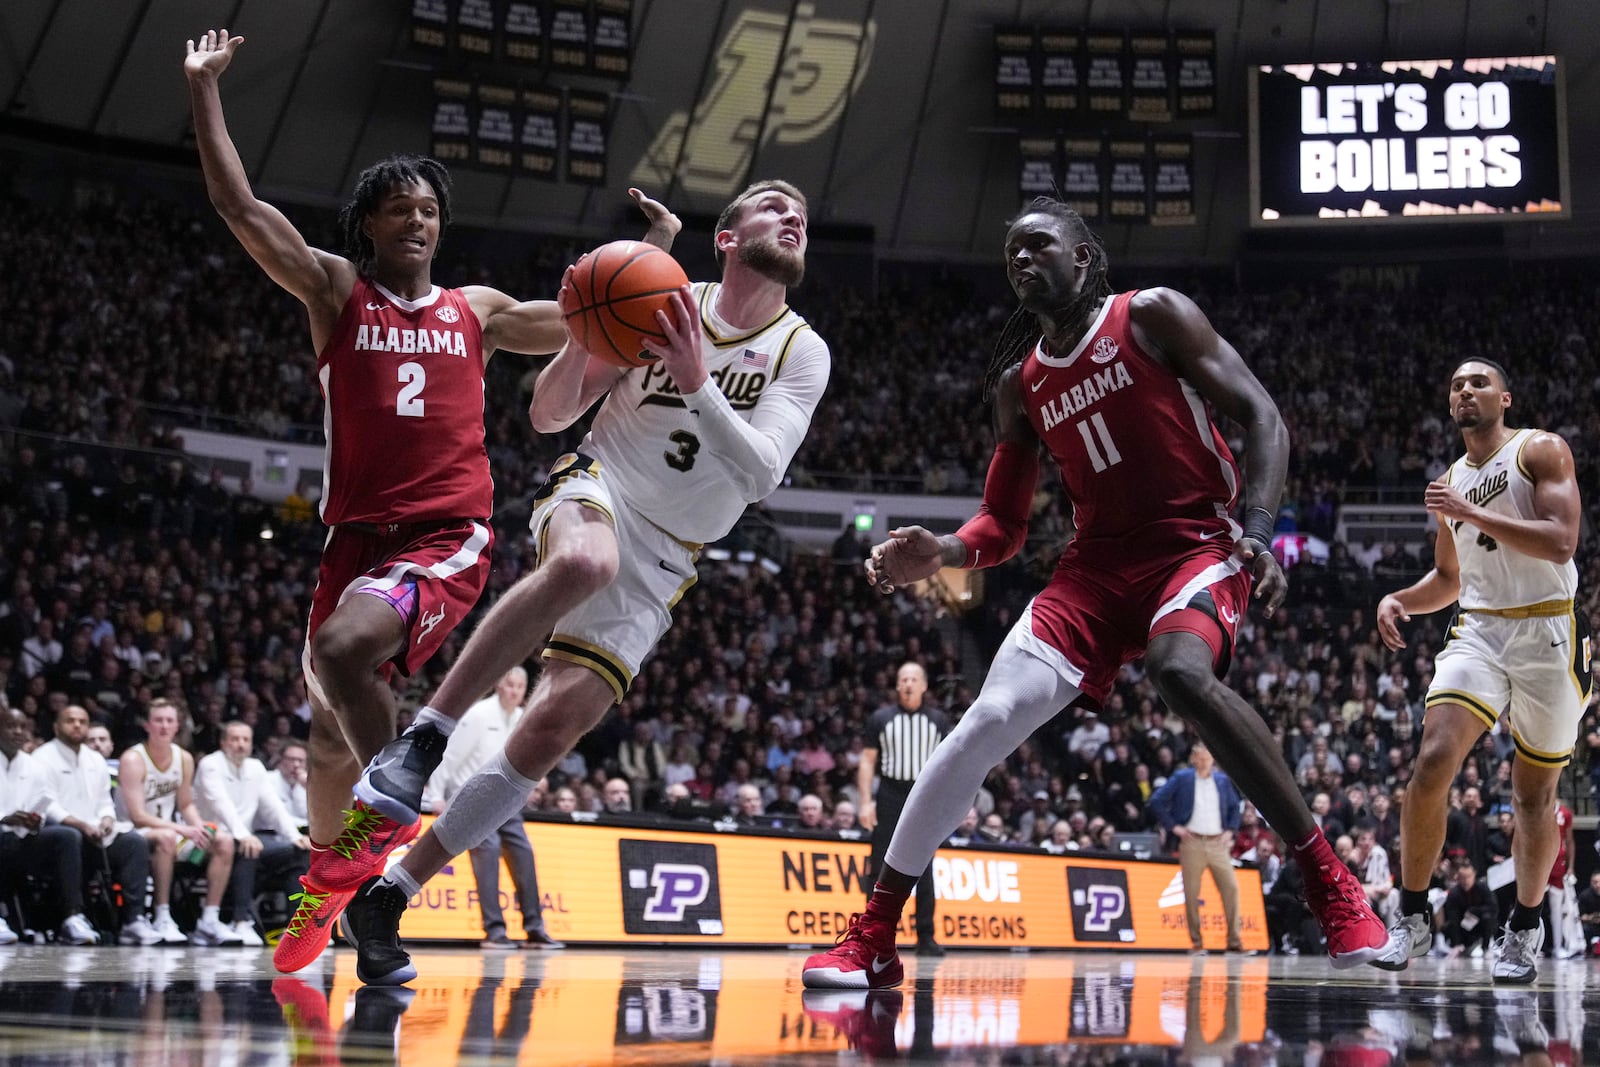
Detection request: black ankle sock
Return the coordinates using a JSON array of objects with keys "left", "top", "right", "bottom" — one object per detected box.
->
[
  {"left": 1400, "top": 889, "right": 1431, "bottom": 919},
  {"left": 1509, "top": 902, "right": 1542, "bottom": 932}
]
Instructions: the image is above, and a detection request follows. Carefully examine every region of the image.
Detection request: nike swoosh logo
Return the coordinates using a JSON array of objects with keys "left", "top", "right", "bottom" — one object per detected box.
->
[
  {"left": 365, "top": 302, "right": 389, "bottom": 311},
  {"left": 1030, "top": 377, "right": 1048, "bottom": 393},
  {"left": 1199, "top": 530, "right": 1228, "bottom": 540},
  {"left": 871, "top": 955, "right": 895, "bottom": 974},
  {"left": 1550, "top": 640, "right": 1567, "bottom": 647},
  {"left": 658, "top": 560, "right": 692, "bottom": 579}
]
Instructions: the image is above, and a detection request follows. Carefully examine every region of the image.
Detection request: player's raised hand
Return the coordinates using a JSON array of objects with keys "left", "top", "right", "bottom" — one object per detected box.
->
[
  {"left": 642, "top": 285, "right": 707, "bottom": 392},
  {"left": 1376, "top": 594, "right": 1411, "bottom": 651},
  {"left": 864, "top": 526, "right": 944, "bottom": 594},
  {"left": 630, "top": 187, "right": 682, "bottom": 243},
  {"left": 185, "top": 28, "right": 243, "bottom": 81}
]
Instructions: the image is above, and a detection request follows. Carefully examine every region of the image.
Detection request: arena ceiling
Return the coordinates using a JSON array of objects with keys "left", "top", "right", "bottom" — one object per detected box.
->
[{"left": 1, "top": 0, "right": 1594, "bottom": 265}]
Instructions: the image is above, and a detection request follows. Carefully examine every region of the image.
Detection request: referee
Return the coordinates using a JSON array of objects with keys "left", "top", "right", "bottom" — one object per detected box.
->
[{"left": 860, "top": 661, "right": 951, "bottom": 954}]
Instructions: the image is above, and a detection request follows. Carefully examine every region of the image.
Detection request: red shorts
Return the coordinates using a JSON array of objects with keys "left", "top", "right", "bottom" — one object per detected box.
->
[
  {"left": 305, "top": 519, "right": 493, "bottom": 685},
  {"left": 1021, "top": 525, "right": 1252, "bottom": 705}
]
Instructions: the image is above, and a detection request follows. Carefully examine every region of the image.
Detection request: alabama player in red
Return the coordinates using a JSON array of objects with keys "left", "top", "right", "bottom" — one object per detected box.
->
[
  {"left": 802, "top": 196, "right": 1392, "bottom": 989},
  {"left": 184, "top": 29, "right": 678, "bottom": 972}
]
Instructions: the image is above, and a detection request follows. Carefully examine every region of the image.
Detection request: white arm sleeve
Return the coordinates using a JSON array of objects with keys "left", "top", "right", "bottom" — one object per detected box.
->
[{"left": 680, "top": 331, "right": 829, "bottom": 500}]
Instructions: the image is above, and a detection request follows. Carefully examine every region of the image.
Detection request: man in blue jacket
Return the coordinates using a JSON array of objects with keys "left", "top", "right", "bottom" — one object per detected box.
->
[{"left": 1149, "top": 740, "right": 1245, "bottom": 953}]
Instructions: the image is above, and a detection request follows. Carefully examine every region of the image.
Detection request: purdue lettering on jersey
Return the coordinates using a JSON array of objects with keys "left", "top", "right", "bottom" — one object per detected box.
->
[
  {"left": 354, "top": 324, "right": 469, "bottom": 357},
  {"left": 1039, "top": 362, "right": 1135, "bottom": 432},
  {"left": 636, "top": 362, "right": 769, "bottom": 410}
]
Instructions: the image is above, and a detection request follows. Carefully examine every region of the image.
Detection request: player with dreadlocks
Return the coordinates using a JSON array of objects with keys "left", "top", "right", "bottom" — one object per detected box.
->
[
  {"left": 802, "top": 196, "right": 1393, "bottom": 991},
  {"left": 184, "top": 28, "right": 679, "bottom": 972}
]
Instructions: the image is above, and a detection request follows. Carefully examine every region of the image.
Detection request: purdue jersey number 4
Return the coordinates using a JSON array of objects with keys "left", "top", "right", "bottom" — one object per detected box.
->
[{"left": 581, "top": 281, "right": 830, "bottom": 544}]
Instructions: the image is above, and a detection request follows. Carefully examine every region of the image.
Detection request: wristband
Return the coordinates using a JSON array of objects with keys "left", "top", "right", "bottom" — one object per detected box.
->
[{"left": 1242, "top": 507, "right": 1275, "bottom": 546}]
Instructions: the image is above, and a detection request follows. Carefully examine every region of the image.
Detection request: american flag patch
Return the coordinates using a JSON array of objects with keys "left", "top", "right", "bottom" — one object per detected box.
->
[{"left": 741, "top": 349, "right": 770, "bottom": 369}]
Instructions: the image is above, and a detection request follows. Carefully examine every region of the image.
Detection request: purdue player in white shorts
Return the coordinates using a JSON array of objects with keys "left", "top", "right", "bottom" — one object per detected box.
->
[
  {"left": 1371, "top": 359, "right": 1589, "bottom": 984},
  {"left": 344, "top": 181, "right": 829, "bottom": 985}
]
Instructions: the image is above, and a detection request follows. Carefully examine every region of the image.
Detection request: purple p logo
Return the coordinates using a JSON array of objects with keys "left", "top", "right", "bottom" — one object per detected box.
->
[
  {"left": 644, "top": 864, "right": 710, "bottom": 922},
  {"left": 1083, "top": 885, "right": 1127, "bottom": 932}
]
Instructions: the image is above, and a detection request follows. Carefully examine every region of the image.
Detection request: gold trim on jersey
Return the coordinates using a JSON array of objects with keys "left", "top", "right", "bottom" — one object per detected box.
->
[
  {"left": 772, "top": 323, "right": 812, "bottom": 380},
  {"left": 1509, "top": 730, "right": 1571, "bottom": 768},
  {"left": 1462, "top": 598, "right": 1573, "bottom": 620},
  {"left": 667, "top": 572, "right": 698, "bottom": 610},
  {"left": 696, "top": 283, "right": 792, "bottom": 347},
  {"left": 1462, "top": 429, "right": 1521, "bottom": 469},
  {"left": 1514, "top": 430, "right": 1537, "bottom": 481},
  {"left": 543, "top": 635, "right": 631, "bottom": 702},
  {"left": 643, "top": 516, "right": 703, "bottom": 553},
  {"left": 1425, "top": 689, "right": 1499, "bottom": 730}
]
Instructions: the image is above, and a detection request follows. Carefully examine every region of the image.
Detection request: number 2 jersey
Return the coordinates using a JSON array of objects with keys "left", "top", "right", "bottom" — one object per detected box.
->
[
  {"left": 1441, "top": 427, "right": 1577, "bottom": 610},
  {"left": 316, "top": 279, "right": 493, "bottom": 526},
  {"left": 1018, "top": 290, "right": 1241, "bottom": 544},
  {"left": 579, "top": 281, "right": 830, "bottom": 544}
]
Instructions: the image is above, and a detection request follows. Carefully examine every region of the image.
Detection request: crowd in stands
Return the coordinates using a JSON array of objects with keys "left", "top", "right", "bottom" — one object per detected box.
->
[{"left": 0, "top": 182, "right": 1596, "bottom": 953}]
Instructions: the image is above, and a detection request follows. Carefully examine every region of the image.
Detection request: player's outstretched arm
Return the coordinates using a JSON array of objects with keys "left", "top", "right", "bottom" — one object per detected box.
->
[
  {"left": 184, "top": 29, "right": 351, "bottom": 312},
  {"left": 631, "top": 187, "right": 682, "bottom": 252},
  {"left": 1132, "top": 287, "right": 1289, "bottom": 613}
]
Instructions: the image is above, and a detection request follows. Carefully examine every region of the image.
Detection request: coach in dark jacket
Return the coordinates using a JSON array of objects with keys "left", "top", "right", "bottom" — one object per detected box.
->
[{"left": 1149, "top": 741, "right": 1245, "bottom": 953}]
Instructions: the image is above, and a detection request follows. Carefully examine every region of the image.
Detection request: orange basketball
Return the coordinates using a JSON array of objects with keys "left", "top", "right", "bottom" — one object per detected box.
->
[{"left": 562, "top": 240, "right": 691, "bottom": 368}]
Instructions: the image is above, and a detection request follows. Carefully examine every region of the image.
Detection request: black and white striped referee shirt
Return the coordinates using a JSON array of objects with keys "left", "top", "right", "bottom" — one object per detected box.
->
[{"left": 865, "top": 703, "right": 951, "bottom": 784}]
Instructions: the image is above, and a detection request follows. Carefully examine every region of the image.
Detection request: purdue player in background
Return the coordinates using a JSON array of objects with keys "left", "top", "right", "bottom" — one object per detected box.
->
[
  {"left": 342, "top": 180, "right": 829, "bottom": 985},
  {"left": 1373, "top": 359, "right": 1588, "bottom": 984},
  {"left": 184, "top": 28, "right": 679, "bottom": 973}
]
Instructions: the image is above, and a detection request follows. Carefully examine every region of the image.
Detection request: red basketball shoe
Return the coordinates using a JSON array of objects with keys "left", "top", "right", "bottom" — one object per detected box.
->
[
  {"left": 309, "top": 803, "right": 421, "bottom": 892},
  {"left": 802, "top": 989, "right": 904, "bottom": 1058},
  {"left": 273, "top": 878, "right": 358, "bottom": 974},
  {"left": 1304, "top": 857, "right": 1394, "bottom": 969},
  {"left": 801, "top": 911, "right": 903, "bottom": 989},
  {"left": 272, "top": 976, "right": 338, "bottom": 1067}
]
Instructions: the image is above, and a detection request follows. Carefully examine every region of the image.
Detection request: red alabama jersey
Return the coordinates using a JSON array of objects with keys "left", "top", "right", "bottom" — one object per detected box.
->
[
  {"left": 1019, "top": 290, "right": 1240, "bottom": 542},
  {"left": 316, "top": 279, "right": 492, "bottom": 525}
]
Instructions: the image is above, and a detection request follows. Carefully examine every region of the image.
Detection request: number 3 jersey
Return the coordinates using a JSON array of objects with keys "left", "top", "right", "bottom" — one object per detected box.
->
[
  {"left": 316, "top": 279, "right": 493, "bottom": 526},
  {"left": 1019, "top": 290, "right": 1240, "bottom": 543},
  {"left": 1441, "top": 427, "right": 1577, "bottom": 610},
  {"left": 580, "top": 281, "right": 830, "bottom": 544}
]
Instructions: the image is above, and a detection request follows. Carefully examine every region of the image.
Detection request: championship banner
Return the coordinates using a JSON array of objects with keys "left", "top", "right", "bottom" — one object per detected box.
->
[
  {"left": 391, "top": 816, "right": 1267, "bottom": 951},
  {"left": 503, "top": 0, "right": 545, "bottom": 65},
  {"left": 549, "top": 0, "right": 593, "bottom": 73},
  {"left": 1018, "top": 136, "right": 1059, "bottom": 201},
  {"left": 1174, "top": 31, "right": 1216, "bottom": 117},
  {"left": 1061, "top": 136, "right": 1105, "bottom": 222},
  {"left": 1106, "top": 136, "right": 1150, "bottom": 222},
  {"left": 455, "top": 0, "right": 496, "bottom": 58},
  {"left": 329, "top": 951, "right": 1268, "bottom": 1065},
  {"left": 517, "top": 86, "right": 561, "bottom": 176},
  {"left": 994, "top": 27, "right": 1037, "bottom": 117},
  {"left": 1038, "top": 30, "right": 1082, "bottom": 116},
  {"left": 430, "top": 78, "right": 474, "bottom": 165},
  {"left": 592, "top": 0, "right": 633, "bottom": 79},
  {"left": 474, "top": 83, "right": 516, "bottom": 170},
  {"left": 1084, "top": 32, "right": 1127, "bottom": 116},
  {"left": 1251, "top": 56, "right": 1569, "bottom": 224},
  {"left": 411, "top": 0, "right": 454, "bottom": 51},
  {"left": 1151, "top": 137, "right": 1195, "bottom": 224},
  {"left": 564, "top": 89, "right": 610, "bottom": 185},
  {"left": 1127, "top": 32, "right": 1172, "bottom": 122}
]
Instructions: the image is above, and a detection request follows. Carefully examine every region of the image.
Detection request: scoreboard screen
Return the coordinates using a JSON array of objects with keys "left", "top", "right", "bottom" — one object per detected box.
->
[{"left": 1250, "top": 57, "right": 1568, "bottom": 225}]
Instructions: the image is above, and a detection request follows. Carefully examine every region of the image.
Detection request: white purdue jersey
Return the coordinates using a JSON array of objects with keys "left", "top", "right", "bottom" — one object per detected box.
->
[
  {"left": 582, "top": 281, "right": 830, "bottom": 543},
  {"left": 130, "top": 742, "right": 183, "bottom": 822},
  {"left": 1444, "top": 427, "right": 1578, "bottom": 610}
]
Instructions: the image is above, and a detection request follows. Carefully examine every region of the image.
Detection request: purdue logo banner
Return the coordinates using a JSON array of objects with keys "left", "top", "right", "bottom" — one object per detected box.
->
[{"left": 619, "top": 839, "right": 724, "bottom": 935}]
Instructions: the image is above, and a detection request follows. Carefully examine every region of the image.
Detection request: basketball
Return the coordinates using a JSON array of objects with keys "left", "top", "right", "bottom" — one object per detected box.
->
[{"left": 562, "top": 240, "right": 691, "bottom": 368}]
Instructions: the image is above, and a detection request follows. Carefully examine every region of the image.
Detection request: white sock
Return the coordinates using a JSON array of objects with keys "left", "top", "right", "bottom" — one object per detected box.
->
[
  {"left": 413, "top": 706, "right": 458, "bottom": 737},
  {"left": 381, "top": 865, "right": 422, "bottom": 900},
  {"left": 202, "top": 905, "right": 220, "bottom": 924},
  {"left": 155, "top": 904, "right": 172, "bottom": 924},
  {"left": 432, "top": 752, "right": 537, "bottom": 856}
]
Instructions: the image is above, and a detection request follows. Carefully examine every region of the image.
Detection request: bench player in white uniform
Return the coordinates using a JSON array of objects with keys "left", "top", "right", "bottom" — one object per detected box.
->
[
  {"left": 120, "top": 699, "right": 244, "bottom": 945},
  {"left": 341, "top": 180, "right": 830, "bottom": 985},
  {"left": 1372, "top": 359, "right": 1589, "bottom": 984}
]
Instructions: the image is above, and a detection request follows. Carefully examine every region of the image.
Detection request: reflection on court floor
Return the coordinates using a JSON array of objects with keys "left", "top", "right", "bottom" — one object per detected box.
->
[{"left": 0, "top": 946, "right": 1593, "bottom": 1065}]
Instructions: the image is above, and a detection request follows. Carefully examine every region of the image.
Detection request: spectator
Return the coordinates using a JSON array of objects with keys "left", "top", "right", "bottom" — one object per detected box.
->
[
  {"left": 268, "top": 741, "right": 309, "bottom": 829},
  {"left": 1578, "top": 871, "right": 1600, "bottom": 957},
  {"left": 618, "top": 720, "right": 666, "bottom": 810},
  {"left": 1442, "top": 862, "right": 1497, "bottom": 957},
  {"left": 1149, "top": 740, "right": 1246, "bottom": 955},
  {"left": 831, "top": 800, "right": 858, "bottom": 833},
  {"left": 601, "top": 778, "right": 633, "bottom": 814},
  {"left": 796, "top": 794, "right": 826, "bottom": 830},
  {"left": 0, "top": 706, "right": 76, "bottom": 944},
  {"left": 1347, "top": 827, "right": 1396, "bottom": 924}
]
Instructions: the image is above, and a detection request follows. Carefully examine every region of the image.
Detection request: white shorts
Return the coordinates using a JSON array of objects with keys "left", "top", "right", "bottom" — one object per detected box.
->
[
  {"left": 1425, "top": 607, "right": 1593, "bottom": 767},
  {"left": 528, "top": 453, "right": 699, "bottom": 702}
]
